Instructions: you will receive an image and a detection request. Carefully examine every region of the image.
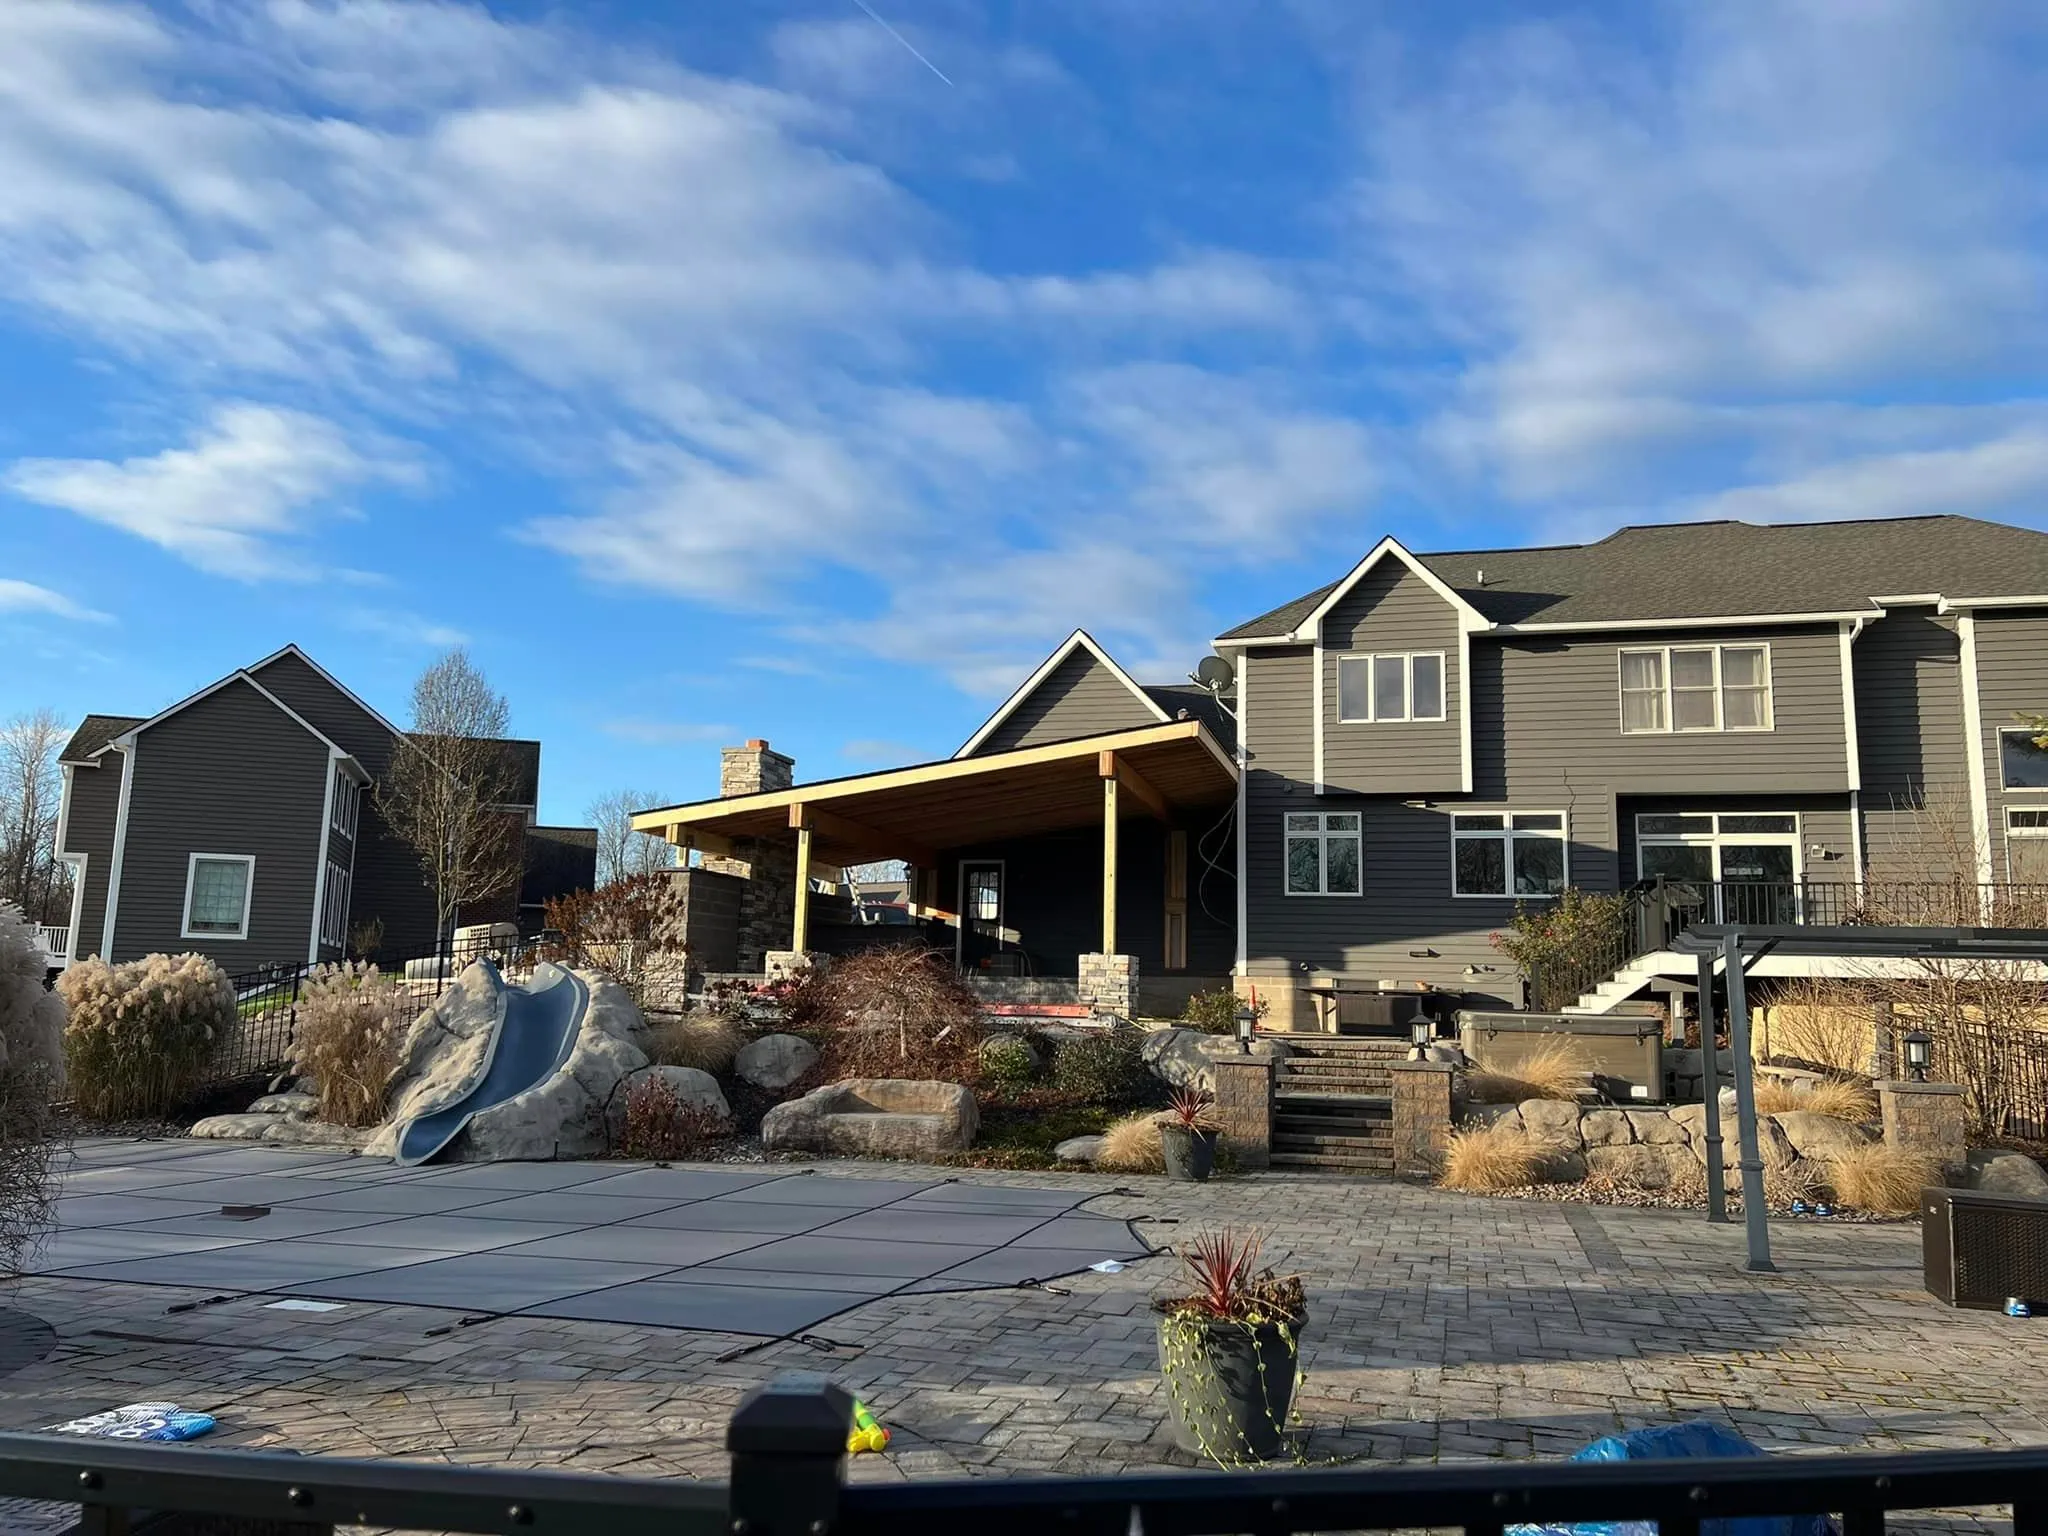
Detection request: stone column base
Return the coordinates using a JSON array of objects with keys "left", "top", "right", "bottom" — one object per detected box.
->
[
  {"left": 764, "top": 950, "right": 825, "bottom": 984},
  {"left": 1079, "top": 952, "right": 1139, "bottom": 1020},
  {"left": 1209, "top": 1054, "right": 1275, "bottom": 1170},
  {"left": 1878, "top": 1079, "right": 1968, "bottom": 1171},
  {"left": 1389, "top": 1060, "right": 1457, "bottom": 1180}
]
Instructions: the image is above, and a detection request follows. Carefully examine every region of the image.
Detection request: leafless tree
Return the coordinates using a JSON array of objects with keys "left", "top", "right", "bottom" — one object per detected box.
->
[
  {"left": 0, "top": 711, "right": 69, "bottom": 924},
  {"left": 587, "top": 788, "right": 677, "bottom": 887},
  {"left": 375, "top": 650, "right": 523, "bottom": 945}
]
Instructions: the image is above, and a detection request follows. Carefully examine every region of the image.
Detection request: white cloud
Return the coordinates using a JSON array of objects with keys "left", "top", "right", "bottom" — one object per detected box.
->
[
  {"left": 342, "top": 607, "right": 469, "bottom": 649},
  {"left": 600, "top": 717, "right": 735, "bottom": 746},
  {"left": 1687, "top": 428, "right": 2048, "bottom": 527},
  {"left": 3, "top": 404, "right": 408, "bottom": 579},
  {"left": 0, "top": 579, "right": 111, "bottom": 624}
]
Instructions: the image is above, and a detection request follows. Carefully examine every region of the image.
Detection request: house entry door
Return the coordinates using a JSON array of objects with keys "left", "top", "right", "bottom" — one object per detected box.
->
[
  {"left": 1636, "top": 813, "right": 1801, "bottom": 924},
  {"left": 956, "top": 861, "right": 1005, "bottom": 971}
]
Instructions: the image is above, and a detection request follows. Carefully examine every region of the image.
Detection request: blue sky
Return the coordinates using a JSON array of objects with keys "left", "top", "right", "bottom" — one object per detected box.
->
[{"left": 5, "top": 1, "right": 2048, "bottom": 824}]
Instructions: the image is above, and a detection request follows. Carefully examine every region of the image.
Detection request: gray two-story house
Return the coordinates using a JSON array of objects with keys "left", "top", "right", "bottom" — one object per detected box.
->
[
  {"left": 54, "top": 645, "right": 596, "bottom": 974},
  {"left": 631, "top": 513, "right": 2048, "bottom": 1028}
]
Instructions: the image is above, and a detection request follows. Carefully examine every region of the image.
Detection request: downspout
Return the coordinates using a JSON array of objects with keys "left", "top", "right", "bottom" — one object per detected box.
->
[{"left": 102, "top": 741, "right": 136, "bottom": 962}]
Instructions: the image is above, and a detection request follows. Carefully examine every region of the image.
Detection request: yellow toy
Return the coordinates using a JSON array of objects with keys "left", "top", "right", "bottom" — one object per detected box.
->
[{"left": 846, "top": 1399, "right": 890, "bottom": 1454}]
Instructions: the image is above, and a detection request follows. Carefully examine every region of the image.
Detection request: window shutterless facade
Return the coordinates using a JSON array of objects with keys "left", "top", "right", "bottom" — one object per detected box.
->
[
  {"left": 1450, "top": 812, "right": 1567, "bottom": 898},
  {"left": 1336, "top": 653, "right": 1446, "bottom": 723},
  {"left": 1998, "top": 727, "right": 2048, "bottom": 791},
  {"left": 1617, "top": 644, "right": 1772, "bottom": 733},
  {"left": 330, "top": 775, "right": 360, "bottom": 838},
  {"left": 1285, "top": 812, "right": 1362, "bottom": 895},
  {"left": 182, "top": 853, "right": 255, "bottom": 940},
  {"left": 320, "top": 860, "right": 352, "bottom": 949}
]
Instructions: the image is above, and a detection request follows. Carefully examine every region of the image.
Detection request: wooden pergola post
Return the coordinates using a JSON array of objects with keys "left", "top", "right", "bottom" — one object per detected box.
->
[
  {"left": 1101, "top": 768, "right": 1119, "bottom": 955},
  {"left": 790, "top": 805, "right": 813, "bottom": 953}
]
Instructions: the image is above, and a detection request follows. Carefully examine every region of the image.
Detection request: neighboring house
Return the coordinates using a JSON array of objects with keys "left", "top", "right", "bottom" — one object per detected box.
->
[
  {"left": 630, "top": 514, "right": 2048, "bottom": 1025},
  {"left": 53, "top": 646, "right": 597, "bottom": 974}
]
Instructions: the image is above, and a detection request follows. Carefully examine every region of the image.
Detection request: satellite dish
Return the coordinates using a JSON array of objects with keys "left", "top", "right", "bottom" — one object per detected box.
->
[{"left": 1194, "top": 654, "right": 1236, "bottom": 693}]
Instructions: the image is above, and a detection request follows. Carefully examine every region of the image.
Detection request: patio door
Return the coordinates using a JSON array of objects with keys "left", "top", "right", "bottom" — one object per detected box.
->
[
  {"left": 956, "top": 861, "right": 1005, "bottom": 971},
  {"left": 1636, "top": 813, "right": 1802, "bottom": 923}
]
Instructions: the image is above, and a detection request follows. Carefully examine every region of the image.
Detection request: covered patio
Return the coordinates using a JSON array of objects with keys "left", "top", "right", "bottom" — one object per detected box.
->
[{"left": 631, "top": 721, "right": 1238, "bottom": 1012}]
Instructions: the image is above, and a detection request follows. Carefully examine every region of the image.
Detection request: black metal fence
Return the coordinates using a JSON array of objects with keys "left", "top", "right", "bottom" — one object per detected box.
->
[{"left": 4, "top": 1376, "right": 2045, "bottom": 1536}]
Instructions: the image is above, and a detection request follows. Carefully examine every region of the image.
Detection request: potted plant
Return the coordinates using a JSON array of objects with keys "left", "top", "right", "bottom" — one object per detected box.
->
[
  {"left": 1155, "top": 1087, "right": 1219, "bottom": 1181},
  {"left": 1155, "top": 1228, "right": 1307, "bottom": 1464}
]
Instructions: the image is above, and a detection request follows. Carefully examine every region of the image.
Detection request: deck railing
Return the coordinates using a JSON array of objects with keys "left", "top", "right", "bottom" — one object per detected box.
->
[
  {"left": 2, "top": 1376, "right": 2043, "bottom": 1536},
  {"left": 28, "top": 924, "right": 69, "bottom": 963}
]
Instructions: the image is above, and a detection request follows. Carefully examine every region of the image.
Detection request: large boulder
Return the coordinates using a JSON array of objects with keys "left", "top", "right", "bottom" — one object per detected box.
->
[
  {"left": 1141, "top": 1027, "right": 1290, "bottom": 1091},
  {"left": 1519, "top": 1098, "right": 1584, "bottom": 1144},
  {"left": 735, "top": 1033, "right": 820, "bottom": 1093},
  {"left": 1771, "top": 1110, "right": 1876, "bottom": 1163},
  {"left": 190, "top": 1113, "right": 368, "bottom": 1147},
  {"left": 1054, "top": 1134, "right": 1105, "bottom": 1165},
  {"left": 605, "top": 1064, "right": 732, "bottom": 1147},
  {"left": 1587, "top": 1143, "right": 1699, "bottom": 1192},
  {"left": 762, "top": 1079, "right": 977, "bottom": 1160},
  {"left": 1629, "top": 1109, "right": 1692, "bottom": 1146},
  {"left": 1970, "top": 1150, "right": 2048, "bottom": 1198},
  {"left": 1581, "top": 1109, "right": 1635, "bottom": 1147},
  {"left": 1462, "top": 1102, "right": 1524, "bottom": 1132}
]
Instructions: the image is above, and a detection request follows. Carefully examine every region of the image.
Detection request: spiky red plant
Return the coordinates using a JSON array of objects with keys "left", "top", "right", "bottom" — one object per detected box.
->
[
  {"left": 1168, "top": 1228, "right": 1306, "bottom": 1323},
  {"left": 1165, "top": 1086, "right": 1218, "bottom": 1131}
]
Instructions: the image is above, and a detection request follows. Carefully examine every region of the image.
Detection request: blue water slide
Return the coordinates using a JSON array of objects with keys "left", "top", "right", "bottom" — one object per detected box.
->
[{"left": 393, "top": 962, "right": 590, "bottom": 1167}]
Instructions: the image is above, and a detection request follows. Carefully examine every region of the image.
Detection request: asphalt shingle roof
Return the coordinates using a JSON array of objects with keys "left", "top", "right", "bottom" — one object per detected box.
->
[
  {"left": 60, "top": 715, "right": 144, "bottom": 763},
  {"left": 1143, "top": 683, "right": 1237, "bottom": 751},
  {"left": 1218, "top": 515, "right": 2048, "bottom": 639}
]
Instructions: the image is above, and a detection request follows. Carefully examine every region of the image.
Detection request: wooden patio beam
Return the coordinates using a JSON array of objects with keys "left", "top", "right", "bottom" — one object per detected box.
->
[
  {"left": 1099, "top": 749, "right": 1170, "bottom": 822},
  {"left": 788, "top": 803, "right": 937, "bottom": 869}
]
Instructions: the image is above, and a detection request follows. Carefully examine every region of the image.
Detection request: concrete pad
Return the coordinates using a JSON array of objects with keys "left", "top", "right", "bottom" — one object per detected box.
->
[
  {"left": 525, "top": 1280, "right": 873, "bottom": 1335},
  {"left": 50, "top": 1239, "right": 448, "bottom": 1290},
  {"left": 564, "top": 1168, "right": 789, "bottom": 1201},
  {"left": 731, "top": 1176, "right": 937, "bottom": 1206},
  {"left": 700, "top": 1235, "right": 987, "bottom": 1279},
  {"left": 493, "top": 1227, "right": 771, "bottom": 1266},
  {"left": 459, "top": 1192, "right": 681, "bottom": 1224},
  {"left": 297, "top": 1253, "right": 674, "bottom": 1312},
  {"left": 626, "top": 1202, "right": 857, "bottom": 1235}
]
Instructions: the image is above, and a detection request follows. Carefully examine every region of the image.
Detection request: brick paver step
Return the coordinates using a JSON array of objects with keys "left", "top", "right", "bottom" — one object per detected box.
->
[{"left": 1268, "top": 1150, "right": 1393, "bottom": 1171}]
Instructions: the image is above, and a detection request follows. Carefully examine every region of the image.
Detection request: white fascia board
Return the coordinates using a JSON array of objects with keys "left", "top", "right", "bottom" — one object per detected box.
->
[
  {"left": 1490, "top": 608, "right": 1881, "bottom": 635},
  {"left": 101, "top": 668, "right": 354, "bottom": 761},
  {"left": 249, "top": 643, "right": 406, "bottom": 740},
  {"left": 953, "top": 629, "right": 1170, "bottom": 758},
  {"left": 1291, "top": 536, "right": 1491, "bottom": 641},
  {"left": 1939, "top": 594, "right": 2048, "bottom": 612}
]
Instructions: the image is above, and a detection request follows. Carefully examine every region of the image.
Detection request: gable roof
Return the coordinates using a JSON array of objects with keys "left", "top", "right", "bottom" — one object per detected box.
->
[
  {"left": 1217, "top": 515, "right": 2048, "bottom": 641},
  {"left": 248, "top": 643, "right": 406, "bottom": 742},
  {"left": 1142, "top": 683, "right": 1237, "bottom": 752},
  {"left": 61, "top": 714, "right": 145, "bottom": 765},
  {"left": 93, "top": 668, "right": 365, "bottom": 777},
  {"left": 954, "top": 629, "right": 1171, "bottom": 758}
]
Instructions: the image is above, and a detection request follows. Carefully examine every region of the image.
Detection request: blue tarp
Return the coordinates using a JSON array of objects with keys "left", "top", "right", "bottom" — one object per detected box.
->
[{"left": 1510, "top": 1420, "right": 1838, "bottom": 1536}]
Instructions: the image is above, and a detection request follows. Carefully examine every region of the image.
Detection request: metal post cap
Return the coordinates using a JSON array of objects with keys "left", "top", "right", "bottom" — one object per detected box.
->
[{"left": 728, "top": 1375, "right": 855, "bottom": 1455}]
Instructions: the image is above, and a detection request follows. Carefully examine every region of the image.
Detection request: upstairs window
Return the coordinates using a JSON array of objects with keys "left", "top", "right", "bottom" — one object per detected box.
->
[
  {"left": 1452, "top": 812, "right": 1567, "bottom": 898},
  {"left": 183, "top": 854, "right": 254, "bottom": 940},
  {"left": 1336, "top": 653, "right": 1446, "bottom": 723},
  {"left": 1285, "top": 812, "right": 1361, "bottom": 895},
  {"left": 1618, "top": 645, "right": 1772, "bottom": 734},
  {"left": 1999, "top": 727, "right": 2048, "bottom": 791},
  {"left": 330, "top": 774, "right": 360, "bottom": 839}
]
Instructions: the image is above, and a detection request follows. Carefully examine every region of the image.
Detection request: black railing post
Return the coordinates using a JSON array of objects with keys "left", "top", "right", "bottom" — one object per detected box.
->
[{"left": 728, "top": 1374, "right": 852, "bottom": 1536}]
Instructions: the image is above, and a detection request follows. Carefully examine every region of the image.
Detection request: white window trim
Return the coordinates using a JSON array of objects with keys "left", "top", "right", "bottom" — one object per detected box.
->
[
  {"left": 1450, "top": 811, "right": 1569, "bottom": 899},
  {"left": 1335, "top": 652, "right": 1447, "bottom": 724},
  {"left": 1616, "top": 643, "right": 1775, "bottom": 735},
  {"left": 320, "top": 861, "right": 352, "bottom": 949},
  {"left": 2007, "top": 808, "right": 2048, "bottom": 835},
  {"left": 1633, "top": 812, "right": 1805, "bottom": 884},
  {"left": 1995, "top": 726, "right": 2048, "bottom": 795},
  {"left": 330, "top": 774, "right": 360, "bottom": 838},
  {"left": 1284, "top": 812, "right": 1363, "bottom": 897},
  {"left": 182, "top": 852, "right": 256, "bottom": 941}
]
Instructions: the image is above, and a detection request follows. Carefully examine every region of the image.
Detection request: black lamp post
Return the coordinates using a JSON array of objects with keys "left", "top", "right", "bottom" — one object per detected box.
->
[
  {"left": 1409, "top": 1014, "right": 1433, "bottom": 1061},
  {"left": 1903, "top": 1029, "right": 1932, "bottom": 1084},
  {"left": 1235, "top": 1003, "right": 1256, "bottom": 1055}
]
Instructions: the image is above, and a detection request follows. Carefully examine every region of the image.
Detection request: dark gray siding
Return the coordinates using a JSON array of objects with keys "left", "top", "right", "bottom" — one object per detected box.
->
[
  {"left": 973, "top": 650, "right": 1159, "bottom": 755},
  {"left": 1854, "top": 610, "right": 1971, "bottom": 882},
  {"left": 1973, "top": 608, "right": 2048, "bottom": 880},
  {"left": 58, "top": 755, "right": 124, "bottom": 961},
  {"left": 1320, "top": 561, "right": 1463, "bottom": 794},
  {"left": 111, "top": 678, "right": 329, "bottom": 969},
  {"left": 250, "top": 650, "right": 394, "bottom": 773}
]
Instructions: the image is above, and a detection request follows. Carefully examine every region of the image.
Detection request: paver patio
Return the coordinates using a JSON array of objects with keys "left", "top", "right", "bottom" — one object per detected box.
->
[{"left": 1, "top": 1139, "right": 2043, "bottom": 1505}]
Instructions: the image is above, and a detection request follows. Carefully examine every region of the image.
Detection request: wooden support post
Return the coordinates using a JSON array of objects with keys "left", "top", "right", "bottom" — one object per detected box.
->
[
  {"left": 1098, "top": 749, "right": 1170, "bottom": 822},
  {"left": 791, "top": 808, "right": 814, "bottom": 954},
  {"left": 1102, "top": 774, "right": 1119, "bottom": 955}
]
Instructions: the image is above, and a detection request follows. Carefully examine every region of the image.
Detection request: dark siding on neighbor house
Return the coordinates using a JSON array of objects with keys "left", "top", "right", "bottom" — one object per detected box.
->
[
  {"left": 112, "top": 678, "right": 329, "bottom": 970},
  {"left": 1854, "top": 609, "right": 1970, "bottom": 882},
  {"left": 249, "top": 650, "right": 395, "bottom": 773},
  {"left": 1319, "top": 561, "right": 1464, "bottom": 795},
  {"left": 59, "top": 755, "right": 124, "bottom": 961},
  {"left": 1972, "top": 609, "right": 2048, "bottom": 881},
  {"left": 972, "top": 650, "right": 1159, "bottom": 755}
]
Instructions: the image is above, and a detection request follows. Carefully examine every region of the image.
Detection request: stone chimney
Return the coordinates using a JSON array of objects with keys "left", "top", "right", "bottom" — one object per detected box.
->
[{"left": 720, "top": 738, "right": 794, "bottom": 798}]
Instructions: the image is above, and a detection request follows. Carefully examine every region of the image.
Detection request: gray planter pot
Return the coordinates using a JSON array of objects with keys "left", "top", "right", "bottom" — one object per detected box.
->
[
  {"left": 1154, "top": 1311, "right": 1304, "bottom": 1460},
  {"left": 1158, "top": 1124, "right": 1217, "bottom": 1181}
]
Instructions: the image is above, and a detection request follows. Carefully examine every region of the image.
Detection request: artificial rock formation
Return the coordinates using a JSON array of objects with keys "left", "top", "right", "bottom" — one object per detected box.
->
[{"left": 762, "top": 1079, "right": 977, "bottom": 1160}]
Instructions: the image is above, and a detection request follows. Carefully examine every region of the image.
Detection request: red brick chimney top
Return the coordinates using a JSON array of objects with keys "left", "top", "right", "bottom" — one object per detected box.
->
[{"left": 746, "top": 738, "right": 769, "bottom": 750}]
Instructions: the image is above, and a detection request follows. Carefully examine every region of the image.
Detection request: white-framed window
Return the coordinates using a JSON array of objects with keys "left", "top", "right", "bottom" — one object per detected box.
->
[
  {"left": 320, "top": 860, "right": 351, "bottom": 949},
  {"left": 1998, "top": 727, "right": 2048, "bottom": 792},
  {"left": 330, "top": 774, "right": 360, "bottom": 838},
  {"left": 1451, "top": 812, "right": 1567, "bottom": 898},
  {"left": 1617, "top": 644, "right": 1772, "bottom": 734},
  {"left": 182, "top": 853, "right": 255, "bottom": 940},
  {"left": 2009, "top": 808, "right": 2048, "bottom": 836},
  {"left": 1336, "top": 653, "right": 1446, "bottom": 723},
  {"left": 1284, "top": 811, "right": 1362, "bottom": 895}
]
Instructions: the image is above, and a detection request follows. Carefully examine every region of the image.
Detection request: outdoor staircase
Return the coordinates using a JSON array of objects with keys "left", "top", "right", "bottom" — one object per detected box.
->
[{"left": 1269, "top": 1035, "right": 1405, "bottom": 1173}]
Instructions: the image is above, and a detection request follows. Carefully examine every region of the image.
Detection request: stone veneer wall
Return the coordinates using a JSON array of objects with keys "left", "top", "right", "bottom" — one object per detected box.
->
[{"left": 700, "top": 740, "right": 799, "bottom": 974}]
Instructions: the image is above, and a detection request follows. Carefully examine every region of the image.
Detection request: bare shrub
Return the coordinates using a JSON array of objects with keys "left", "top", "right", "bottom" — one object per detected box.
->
[
  {"left": 542, "top": 871, "right": 688, "bottom": 1003},
  {"left": 0, "top": 902, "right": 65, "bottom": 1267},
  {"left": 1762, "top": 976, "right": 1879, "bottom": 1076},
  {"left": 1439, "top": 1124, "right": 1541, "bottom": 1191},
  {"left": 648, "top": 1014, "right": 742, "bottom": 1074},
  {"left": 619, "top": 1073, "right": 728, "bottom": 1161},
  {"left": 1753, "top": 1078, "right": 1874, "bottom": 1122},
  {"left": 789, "top": 948, "right": 984, "bottom": 1084},
  {"left": 1762, "top": 1159, "right": 1824, "bottom": 1210},
  {"left": 58, "top": 952, "right": 230, "bottom": 1117},
  {"left": 1097, "top": 1111, "right": 1164, "bottom": 1173},
  {"left": 1465, "top": 1040, "right": 1588, "bottom": 1104},
  {"left": 293, "top": 962, "right": 409, "bottom": 1127},
  {"left": 1825, "top": 1144, "right": 1940, "bottom": 1214}
]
